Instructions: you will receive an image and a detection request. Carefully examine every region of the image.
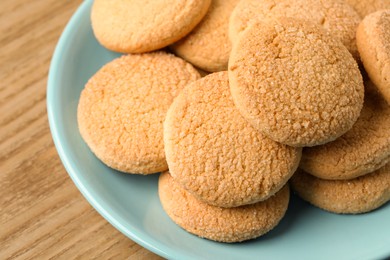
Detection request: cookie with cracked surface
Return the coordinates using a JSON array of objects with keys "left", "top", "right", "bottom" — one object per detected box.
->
[
  {"left": 77, "top": 52, "right": 200, "bottom": 174},
  {"left": 344, "top": 0, "right": 390, "bottom": 18},
  {"left": 228, "top": 0, "right": 361, "bottom": 59},
  {"left": 357, "top": 10, "right": 390, "bottom": 105},
  {"left": 229, "top": 18, "right": 364, "bottom": 147},
  {"left": 159, "top": 172, "right": 290, "bottom": 243},
  {"left": 91, "top": 0, "right": 211, "bottom": 53},
  {"left": 171, "top": 0, "right": 240, "bottom": 72},
  {"left": 164, "top": 71, "right": 301, "bottom": 208},
  {"left": 301, "top": 81, "right": 390, "bottom": 180},
  {"left": 290, "top": 166, "right": 390, "bottom": 214}
]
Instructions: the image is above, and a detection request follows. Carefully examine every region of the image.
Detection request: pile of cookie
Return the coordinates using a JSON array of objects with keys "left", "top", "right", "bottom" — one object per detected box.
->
[{"left": 77, "top": 0, "right": 390, "bottom": 243}]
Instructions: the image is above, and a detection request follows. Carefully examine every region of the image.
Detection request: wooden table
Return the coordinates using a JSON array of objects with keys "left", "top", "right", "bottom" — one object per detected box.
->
[{"left": 0, "top": 1, "right": 162, "bottom": 258}]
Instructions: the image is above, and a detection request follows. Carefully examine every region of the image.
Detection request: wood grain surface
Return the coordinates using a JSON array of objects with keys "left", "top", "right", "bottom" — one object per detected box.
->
[{"left": 0, "top": 1, "right": 162, "bottom": 259}]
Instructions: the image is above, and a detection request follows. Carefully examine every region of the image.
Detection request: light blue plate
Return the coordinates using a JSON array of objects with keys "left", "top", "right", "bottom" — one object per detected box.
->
[{"left": 47, "top": 1, "right": 390, "bottom": 259}]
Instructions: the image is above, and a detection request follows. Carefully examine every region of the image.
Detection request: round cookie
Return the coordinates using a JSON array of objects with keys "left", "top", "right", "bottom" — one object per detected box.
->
[
  {"left": 344, "top": 0, "right": 390, "bottom": 18},
  {"left": 164, "top": 72, "right": 301, "bottom": 207},
  {"left": 301, "top": 82, "right": 390, "bottom": 180},
  {"left": 171, "top": 0, "right": 240, "bottom": 72},
  {"left": 357, "top": 10, "right": 390, "bottom": 105},
  {"left": 291, "top": 166, "right": 390, "bottom": 214},
  {"left": 77, "top": 52, "right": 200, "bottom": 174},
  {"left": 91, "top": 0, "right": 211, "bottom": 53},
  {"left": 228, "top": 18, "right": 364, "bottom": 147},
  {"left": 159, "top": 172, "right": 290, "bottom": 243},
  {"left": 228, "top": 0, "right": 361, "bottom": 59}
]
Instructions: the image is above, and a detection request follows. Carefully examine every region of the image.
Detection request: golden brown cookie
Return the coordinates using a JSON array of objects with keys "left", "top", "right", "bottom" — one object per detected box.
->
[
  {"left": 357, "top": 10, "right": 390, "bottom": 104},
  {"left": 171, "top": 0, "right": 240, "bottom": 72},
  {"left": 77, "top": 52, "right": 200, "bottom": 174},
  {"left": 91, "top": 0, "right": 211, "bottom": 53},
  {"left": 291, "top": 166, "right": 390, "bottom": 214},
  {"left": 229, "top": 18, "right": 364, "bottom": 147},
  {"left": 229, "top": 0, "right": 361, "bottom": 59},
  {"left": 344, "top": 0, "right": 390, "bottom": 18},
  {"left": 159, "top": 172, "right": 290, "bottom": 243},
  {"left": 164, "top": 72, "right": 301, "bottom": 207},
  {"left": 301, "top": 82, "right": 390, "bottom": 180}
]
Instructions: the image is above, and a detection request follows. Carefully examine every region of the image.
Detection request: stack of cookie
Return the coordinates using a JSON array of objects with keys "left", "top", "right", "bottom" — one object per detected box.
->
[
  {"left": 77, "top": 0, "right": 390, "bottom": 243},
  {"left": 162, "top": 71, "right": 300, "bottom": 242},
  {"left": 292, "top": 82, "right": 390, "bottom": 214},
  {"left": 291, "top": 10, "right": 390, "bottom": 214}
]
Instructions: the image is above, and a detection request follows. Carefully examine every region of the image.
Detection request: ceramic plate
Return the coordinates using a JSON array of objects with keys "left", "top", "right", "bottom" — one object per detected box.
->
[{"left": 47, "top": 1, "right": 390, "bottom": 259}]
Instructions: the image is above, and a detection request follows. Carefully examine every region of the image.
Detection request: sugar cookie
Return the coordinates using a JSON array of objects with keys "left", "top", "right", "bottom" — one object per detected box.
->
[
  {"left": 171, "top": 0, "right": 240, "bottom": 72},
  {"left": 229, "top": 0, "right": 361, "bottom": 59},
  {"left": 159, "top": 172, "right": 290, "bottom": 243},
  {"left": 301, "top": 82, "right": 390, "bottom": 180},
  {"left": 291, "top": 166, "right": 390, "bottom": 214},
  {"left": 357, "top": 10, "right": 390, "bottom": 104},
  {"left": 78, "top": 52, "right": 200, "bottom": 174},
  {"left": 344, "top": 0, "right": 390, "bottom": 18},
  {"left": 91, "top": 0, "right": 211, "bottom": 53},
  {"left": 164, "top": 72, "right": 301, "bottom": 207},
  {"left": 229, "top": 18, "right": 364, "bottom": 147}
]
